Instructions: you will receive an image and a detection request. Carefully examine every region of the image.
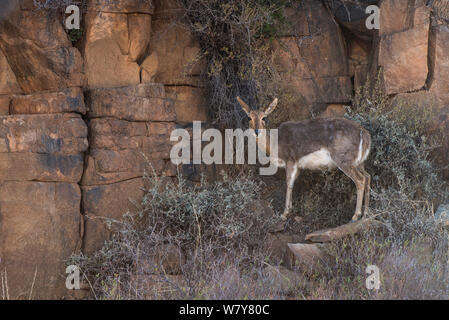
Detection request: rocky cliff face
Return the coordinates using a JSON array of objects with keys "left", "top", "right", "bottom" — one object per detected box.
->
[{"left": 0, "top": 0, "right": 447, "bottom": 299}]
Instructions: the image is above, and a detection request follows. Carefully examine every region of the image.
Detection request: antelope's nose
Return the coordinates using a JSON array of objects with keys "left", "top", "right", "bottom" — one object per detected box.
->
[{"left": 255, "top": 129, "right": 260, "bottom": 135}]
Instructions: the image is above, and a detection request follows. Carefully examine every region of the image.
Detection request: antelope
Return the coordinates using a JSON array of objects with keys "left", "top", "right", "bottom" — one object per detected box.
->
[{"left": 236, "top": 96, "right": 371, "bottom": 223}]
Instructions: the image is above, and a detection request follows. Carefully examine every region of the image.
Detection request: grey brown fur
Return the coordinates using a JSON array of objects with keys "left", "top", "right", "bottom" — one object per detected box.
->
[{"left": 237, "top": 96, "right": 372, "bottom": 223}]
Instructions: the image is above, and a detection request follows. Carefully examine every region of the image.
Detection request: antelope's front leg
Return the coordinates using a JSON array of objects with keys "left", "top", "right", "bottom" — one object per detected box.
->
[{"left": 281, "top": 163, "right": 299, "bottom": 221}]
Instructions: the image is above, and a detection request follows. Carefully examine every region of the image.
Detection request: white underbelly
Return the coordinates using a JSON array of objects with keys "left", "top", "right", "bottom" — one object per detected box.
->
[{"left": 297, "top": 148, "right": 336, "bottom": 170}]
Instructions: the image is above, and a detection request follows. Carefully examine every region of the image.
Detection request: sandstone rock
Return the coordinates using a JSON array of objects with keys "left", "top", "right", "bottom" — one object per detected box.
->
[
  {"left": 128, "top": 14, "right": 151, "bottom": 62},
  {"left": 0, "top": 9, "right": 84, "bottom": 93},
  {"left": 82, "top": 150, "right": 174, "bottom": 185},
  {"left": 275, "top": 0, "right": 351, "bottom": 105},
  {"left": 84, "top": 11, "right": 130, "bottom": 55},
  {"left": 286, "top": 76, "right": 352, "bottom": 104},
  {"left": 83, "top": 7, "right": 152, "bottom": 85},
  {"left": 10, "top": 88, "right": 86, "bottom": 115},
  {"left": 429, "top": 25, "right": 449, "bottom": 105},
  {"left": 348, "top": 38, "right": 371, "bottom": 89},
  {"left": 87, "top": 84, "right": 175, "bottom": 121},
  {"left": 379, "top": 22, "right": 429, "bottom": 94},
  {"left": 378, "top": 0, "right": 431, "bottom": 94},
  {"left": 89, "top": 118, "right": 147, "bottom": 149},
  {"left": 85, "top": 39, "right": 140, "bottom": 88},
  {"left": 279, "top": 6, "right": 309, "bottom": 37},
  {"left": 83, "top": 83, "right": 177, "bottom": 186},
  {"left": 0, "top": 49, "right": 21, "bottom": 95},
  {"left": 0, "top": 95, "right": 11, "bottom": 115},
  {"left": 353, "top": 64, "right": 369, "bottom": 90},
  {"left": 380, "top": 0, "right": 429, "bottom": 36},
  {"left": 328, "top": 0, "right": 378, "bottom": 40},
  {"left": 0, "top": 181, "right": 81, "bottom": 299},
  {"left": 82, "top": 178, "right": 145, "bottom": 255},
  {"left": 0, "top": 153, "right": 84, "bottom": 182},
  {"left": 318, "top": 104, "right": 346, "bottom": 118},
  {"left": 89, "top": 0, "right": 154, "bottom": 14},
  {"left": 151, "top": 1, "right": 203, "bottom": 86},
  {"left": 141, "top": 52, "right": 159, "bottom": 83},
  {"left": 165, "top": 86, "right": 207, "bottom": 123},
  {"left": 274, "top": 35, "right": 347, "bottom": 79},
  {"left": 0, "top": 114, "right": 88, "bottom": 154},
  {"left": 349, "top": 39, "right": 371, "bottom": 65}
]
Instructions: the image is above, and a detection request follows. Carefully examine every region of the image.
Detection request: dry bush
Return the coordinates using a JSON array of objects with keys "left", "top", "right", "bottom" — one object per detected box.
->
[{"left": 70, "top": 172, "right": 308, "bottom": 299}]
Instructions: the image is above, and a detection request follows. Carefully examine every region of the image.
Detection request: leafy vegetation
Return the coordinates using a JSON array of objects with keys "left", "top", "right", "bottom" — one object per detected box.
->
[{"left": 181, "top": 0, "right": 295, "bottom": 129}]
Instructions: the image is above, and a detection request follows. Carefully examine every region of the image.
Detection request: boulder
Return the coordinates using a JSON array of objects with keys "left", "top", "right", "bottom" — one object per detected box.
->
[
  {"left": 379, "top": 23, "right": 429, "bottom": 94},
  {"left": 10, "top": 88, "right": 86, "bottom": 115},
  {"left": 378, "top": 0, "right": 431, "bottom": 94},
  {"left": 0, "top": 7, "right": 84, "bottom": 93},
  {"left": 0, "top": 181, "right": 81, "bottom": 299}
]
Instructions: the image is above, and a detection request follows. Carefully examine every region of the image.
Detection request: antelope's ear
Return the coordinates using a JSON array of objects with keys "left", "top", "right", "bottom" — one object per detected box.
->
[
  {"left": 236, "top": 96, "right": 251, "bottom": 115},
  {"left": 264, "top": 98, "right": 278, "bottom": 116}
]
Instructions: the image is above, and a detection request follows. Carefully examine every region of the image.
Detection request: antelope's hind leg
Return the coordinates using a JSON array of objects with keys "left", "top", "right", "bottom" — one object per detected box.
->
[
  {"left": 336, "top": 164, "right": 366, "bottom": 222},
  {"left": 360, "top": 166, "right": 371, "bottom": 215}
]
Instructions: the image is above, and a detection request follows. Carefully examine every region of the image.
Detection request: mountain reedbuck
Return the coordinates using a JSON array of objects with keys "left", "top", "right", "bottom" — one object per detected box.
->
[{"left": 237, "top": 96, "right": 372, "bottom": 223}]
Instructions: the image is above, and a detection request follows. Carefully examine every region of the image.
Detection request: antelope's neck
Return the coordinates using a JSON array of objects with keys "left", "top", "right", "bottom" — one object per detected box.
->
[{"left": 257, "top": 132, "right": 271, "bottom": 156}]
